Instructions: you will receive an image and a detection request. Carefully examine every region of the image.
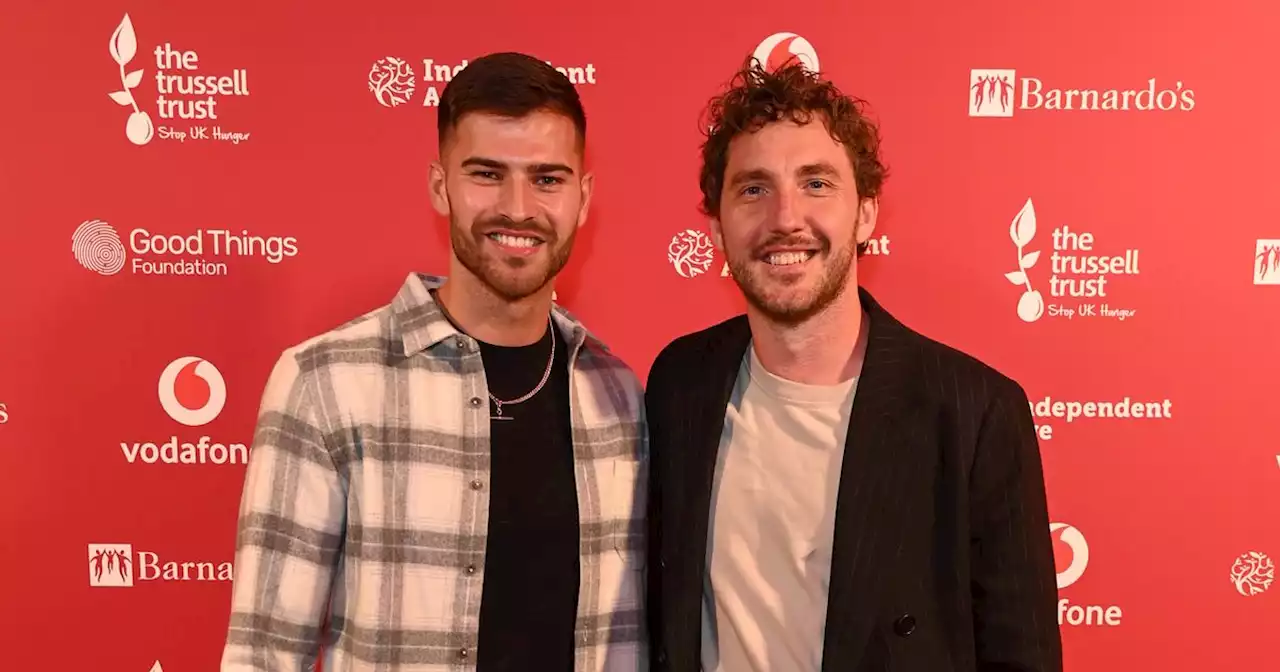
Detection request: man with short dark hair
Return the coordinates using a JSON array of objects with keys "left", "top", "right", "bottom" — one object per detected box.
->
[
  {"left": 645, "top": 57, "right": 1062, "bottom": 672},
  {"left": 221, "top": 52, "right": 648, "bottom": 672}
]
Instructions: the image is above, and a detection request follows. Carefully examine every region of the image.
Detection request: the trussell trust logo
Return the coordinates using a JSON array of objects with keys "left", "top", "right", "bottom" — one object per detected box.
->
[
  {"left": 1231, "top": 551, "right": 1274, "bottom": 597},
  {"left": 71, "top": 219, "right": 299, "bottom": 277},
  {"left": 119, "top": 356, "right": 247, "bottom": 467},
  {"left": 752, "top": 32, "right": 819, "bottom": 72},
  {"left": 666, "top": 228, "right": 891, "bottom": 279},
  {"left": 1052, "top": 522, "right": 1123, "bottom": 627},
  {"left": 1255, "top": 240, "right": 1280, "bottom": 285},
  {"left": 370, "top": 54, "right": 597, "bottom": 108},
  {"left": 969, "top": 68, "right": 1195, "bottom": 117},
  {"left": 1003, "top": 198, "right": 1141, "bottom": 323},
  {"left": 88, "top": 543, "right": 233, "bottom": 586},
  {"left": 106, "top": 14, "right": 251, "bottom": 145}
]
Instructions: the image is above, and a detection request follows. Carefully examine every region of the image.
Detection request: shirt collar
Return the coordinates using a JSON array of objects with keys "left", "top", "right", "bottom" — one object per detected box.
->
[{"left": 390, "top": 272, "right": 606, "bottom": 357}]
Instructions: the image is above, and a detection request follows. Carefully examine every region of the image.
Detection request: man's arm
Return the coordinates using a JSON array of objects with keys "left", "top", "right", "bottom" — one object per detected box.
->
[
  {"left": 220, "top": 352, "right": 346, "bottom": 671},
  {"left": 969, "top": 380, "right": 1063, "bottom": 672}
]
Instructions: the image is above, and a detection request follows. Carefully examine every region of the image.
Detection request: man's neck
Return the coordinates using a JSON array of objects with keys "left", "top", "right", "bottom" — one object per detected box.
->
[
  {"left": 435, "top": 266, "right": 552, "bottom": 347},
  {"left": 747, "top": 287, "right": 868, "bottom": 386}
]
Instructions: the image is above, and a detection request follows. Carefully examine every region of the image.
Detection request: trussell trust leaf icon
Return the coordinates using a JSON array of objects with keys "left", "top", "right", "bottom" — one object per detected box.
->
[
  {"left": 106, "top": 13, "right": 154, "bottom": 146},
  {"left": 1010, "top": 197, "right": 1036, "bottom": 247},
  {"left": 1005, "top": 198, "right": 1044, "bottom": 322},
  {"left": 109, "top": 14, "right": 137, "bottom": 65}
]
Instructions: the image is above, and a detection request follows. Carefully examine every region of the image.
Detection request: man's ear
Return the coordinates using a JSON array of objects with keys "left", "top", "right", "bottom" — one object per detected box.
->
[
  {"left": 709, "top": 216, "right": 725, "bottom": 251},
  {"left": 428, "top": 161, "right": 450, "bottom": 217},
  {"left": 576, "top": 171, "right": 595, "bottom": 229},
  {"left": 854, "top": 197, "right": 879, "bottom": 245}
]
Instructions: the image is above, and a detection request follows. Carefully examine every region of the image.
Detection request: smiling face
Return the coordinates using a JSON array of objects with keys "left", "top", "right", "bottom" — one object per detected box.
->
[
  {"left": 711, "top": 118, "right": 877, "bottom": 324},
  {"left": 429, "top": 109, "right": 593, "bottom": 302}
]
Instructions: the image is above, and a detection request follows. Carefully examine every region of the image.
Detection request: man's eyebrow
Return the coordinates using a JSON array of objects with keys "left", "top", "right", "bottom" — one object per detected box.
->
[
  {"left": 727, "top": 168, "right": 772, "bottom": 189},
  {"left": 460, "top": 157, "right": 575, "bottom": 175}
]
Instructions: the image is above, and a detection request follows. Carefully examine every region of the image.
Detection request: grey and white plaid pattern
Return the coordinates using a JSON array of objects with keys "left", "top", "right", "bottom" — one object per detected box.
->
[{"left": 220, "top": 273, "right": 649, "bottom": 671}]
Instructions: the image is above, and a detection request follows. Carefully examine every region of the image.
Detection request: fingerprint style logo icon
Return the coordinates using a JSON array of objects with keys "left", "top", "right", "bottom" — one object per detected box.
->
[
  {"left": 72, "top": 220, "right": 127, "bottom": 275},
  {"left": 158, "top": 356, "right": 227, "bottom": 426},
  {"left": 1051, "top": 523, "right": 1089, "bottom": 589}
]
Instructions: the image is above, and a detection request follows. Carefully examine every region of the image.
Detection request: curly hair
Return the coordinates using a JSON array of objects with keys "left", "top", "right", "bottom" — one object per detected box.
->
[{"left": 698, "top": 55, "right": 887, "bottom": 222}]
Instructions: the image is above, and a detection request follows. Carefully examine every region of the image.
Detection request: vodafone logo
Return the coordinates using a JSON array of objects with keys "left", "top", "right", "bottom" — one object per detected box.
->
[
  {"left": 752, "top": 32, "right": 819, "bottom": 73},
  {"left": 158, "top": 357, "right": 226, "bottom": 426},
  {"left": 1051, "top": 522, "right": 1089, "bottom": 588}
]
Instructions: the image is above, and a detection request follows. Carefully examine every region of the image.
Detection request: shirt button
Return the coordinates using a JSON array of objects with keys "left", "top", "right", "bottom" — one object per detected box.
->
[
  {"left": 470, "top": 479, "right": 483, "bottom": 490},
  {"left": 458, "top": 647, "right": 469, "bottom": 659},
  {"left": 454, "top": 336, "right": 467, "bottom": 349},
  {"left": 468, "top": 396, "right": 482, "bottom": 407},
  {"left": 466, "top": 564, "right": 477, "bottom": 574}
]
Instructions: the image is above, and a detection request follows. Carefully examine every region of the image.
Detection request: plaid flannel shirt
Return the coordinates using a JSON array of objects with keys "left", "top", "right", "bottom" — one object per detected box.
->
[{"left": 221, "top": 273, "right": 649, "bottom": 671}]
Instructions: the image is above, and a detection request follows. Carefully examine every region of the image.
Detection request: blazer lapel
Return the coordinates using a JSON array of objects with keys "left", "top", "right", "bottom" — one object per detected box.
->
[
  {"left": 682, "top": 316, "right": 752, "bottom": 644},
  {"left": 822, "top": 288, "right": 936, "bottom": 671}
]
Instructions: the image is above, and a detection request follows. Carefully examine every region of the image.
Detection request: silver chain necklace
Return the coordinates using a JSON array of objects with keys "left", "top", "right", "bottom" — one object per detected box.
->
[{"left": 489, "top": 316, "right": 555, "bottom": 421}]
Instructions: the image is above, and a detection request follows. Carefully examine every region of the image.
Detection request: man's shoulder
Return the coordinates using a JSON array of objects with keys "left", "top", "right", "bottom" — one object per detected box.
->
[
  {"left": 884, "top": 308, "right": 1027, "bottom": 406},
  {"left": 652, "top": 315, "right": 749, "bottom": 369},
  {"left": 275, "top": 301, "right": 396, "bottom": 376}
]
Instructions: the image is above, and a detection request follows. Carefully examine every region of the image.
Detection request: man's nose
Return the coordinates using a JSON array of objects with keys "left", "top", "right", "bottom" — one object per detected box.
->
[{"left": 498, "top": 177, "right": 535, "bottom": 222}]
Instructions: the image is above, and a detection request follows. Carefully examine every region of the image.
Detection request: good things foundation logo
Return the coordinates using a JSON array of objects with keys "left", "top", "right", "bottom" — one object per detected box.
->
[
  {"left": 370, "top": 55, "right": 597, "bottom": 109},
  {"left": 71, "top": 219, "right": 298, "bottom": 277},
  {"left": 1004, "top": 198, "right": 1141, "bottom": 323},
  {"left": 106, "top": 14, "right": 251, "bottom": 146}
]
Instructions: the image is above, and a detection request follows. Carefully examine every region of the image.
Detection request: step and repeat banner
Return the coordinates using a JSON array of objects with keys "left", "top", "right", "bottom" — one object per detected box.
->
[{"left": 1, "top": 0, "right": 1276, "bottom": 669}]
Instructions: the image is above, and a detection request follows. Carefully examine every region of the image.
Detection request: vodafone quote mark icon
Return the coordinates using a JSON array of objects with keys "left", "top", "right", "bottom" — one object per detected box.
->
[
  {"left": 1051, "top": 522, "right": 1088, "bottom": 588},
  {"left": 753, "top": 33, "right": 819, "bottom": 72},
  {"left": 158, "top": 357, "right": 226, "bottom": 426}
]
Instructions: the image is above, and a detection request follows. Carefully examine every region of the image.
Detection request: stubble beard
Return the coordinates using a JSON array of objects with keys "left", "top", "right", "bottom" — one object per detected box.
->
[
  {"left": 725, "top": 234, "right": 856, "bottom": 326},
  {"left": 450, "top": 212, "right": 577, "bottom": 302}
]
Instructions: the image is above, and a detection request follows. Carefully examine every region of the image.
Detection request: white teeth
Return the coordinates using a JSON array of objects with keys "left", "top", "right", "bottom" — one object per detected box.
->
[
  {"left": 766, "top": 251, "right": 811, "bottom": 266},
  {"left": 490, "top": 233, "right": 540, "bottom": 248}
]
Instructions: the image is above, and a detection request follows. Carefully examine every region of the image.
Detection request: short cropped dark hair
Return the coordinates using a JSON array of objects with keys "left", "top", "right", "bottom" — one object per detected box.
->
[
  {"left": 438, "top": 51, "right": 586, "bottom": 150},
  {"left": 698, "top": 55, "right": 887, "bottom": 219}
]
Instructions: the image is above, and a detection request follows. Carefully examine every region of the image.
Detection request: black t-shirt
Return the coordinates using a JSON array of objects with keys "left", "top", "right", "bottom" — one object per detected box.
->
[{"left": 473, "top": 320, "right": 580, "bottom": 671}]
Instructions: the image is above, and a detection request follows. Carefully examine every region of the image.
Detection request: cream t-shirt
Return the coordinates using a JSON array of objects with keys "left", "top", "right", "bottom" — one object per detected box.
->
[{"left": 700, "top": 344, "right": 860, "bottom": 671}]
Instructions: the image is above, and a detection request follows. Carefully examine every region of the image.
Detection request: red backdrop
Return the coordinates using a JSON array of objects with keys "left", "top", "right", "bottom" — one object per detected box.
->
[{"left": 1, "top": 0, "right": 1277, "bottom": 669}]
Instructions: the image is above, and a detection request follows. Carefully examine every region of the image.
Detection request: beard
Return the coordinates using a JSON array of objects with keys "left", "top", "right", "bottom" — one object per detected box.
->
[
  {"left": 725, "top": 230, "right": 855, "bottom": 325},
  {"left": 450, "top": 212, "right": 576, "bottom": 302}
]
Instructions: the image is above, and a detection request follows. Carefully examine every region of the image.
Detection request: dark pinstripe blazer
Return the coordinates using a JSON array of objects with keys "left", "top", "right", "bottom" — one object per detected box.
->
[{"left": 644, "top": 287, "right": 1063, "bottom": 672}]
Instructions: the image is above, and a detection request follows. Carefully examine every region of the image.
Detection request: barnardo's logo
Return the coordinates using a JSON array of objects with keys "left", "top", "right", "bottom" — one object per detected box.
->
[
  {"left": 1027, "top": 394, "right": 1172, "bottom": 441},
  {"left": 1051, "top": 523, "right": 1123, "bottom": 627},
  {"left": 119, "top": 357, "right": 247, "bottom": 466},
  {"left": 371, "top": 55, "right": 597, "bottom": 109},
  {"left": 71, "top": 219, "right": 299, "bottom": 277},
  {"left": 88, "top": 543, "right": 233, "bottom": 586},
  {"left": 1004, "top": 198, "right": 1141, "bottom": 323},
  {"left": 106, "top": 14, "right": 251, "bottom": 146},
  {"left": 1230, "top": 551, "right": 1274, "bottom": 597},
  {"left": 1255, "top": 240, "right": 1280, "bottom": 285},
  {"left": 666, "top": 227, "right": 891, "bottom": 279},
  {"left": 752, "top": 33, "right": 819, "bottom": 72},
  {"left": 969, "top": 68, "right": 1194, "bottom": 117}
]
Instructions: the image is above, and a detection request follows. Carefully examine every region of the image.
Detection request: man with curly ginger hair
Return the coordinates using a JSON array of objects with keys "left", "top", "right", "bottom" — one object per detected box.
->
[{"left": 644, "top": 57, "right": 1062, "bottom": 672}]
